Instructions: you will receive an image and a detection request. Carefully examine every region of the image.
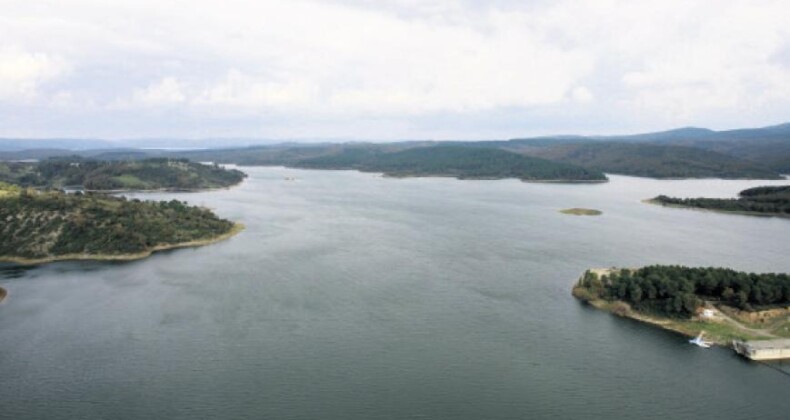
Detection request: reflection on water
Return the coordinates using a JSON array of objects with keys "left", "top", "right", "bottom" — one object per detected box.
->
[
  {"left": 1, "top": 169, "right": 789, "bottom": 420},
  {"left": 0, "top": 264, "right": 38, "bottom": 279}
]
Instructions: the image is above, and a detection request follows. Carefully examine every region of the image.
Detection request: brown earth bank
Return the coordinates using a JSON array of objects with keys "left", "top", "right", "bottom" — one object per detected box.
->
[{"left": 0, "top": 287, "right": 6, "bottom": 303}]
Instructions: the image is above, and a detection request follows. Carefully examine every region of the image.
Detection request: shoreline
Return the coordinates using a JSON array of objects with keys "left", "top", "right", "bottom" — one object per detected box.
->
[
  {"left": 0, "top": 223, "right": 244, "bottom": 266},
  {"left": 573, "top": 288, "right": 718, "bottom": 342},
  {"left": 0, "top": 287, "right": 6, "bottom": 303},
  {"left": 572, "top": 268, "right": 783, "bottom": 345},
  {"left": 70, "top": 179, "right": 246, "bottom": 194},
  {"left": 644, "top": 198, "right": 790, "bottom": 219},
  {"left": 355, "top": 170, "right": 608, "bottom": 183},
  {"left": 281, "top": 164, "right": 608, "bottom": 183}
]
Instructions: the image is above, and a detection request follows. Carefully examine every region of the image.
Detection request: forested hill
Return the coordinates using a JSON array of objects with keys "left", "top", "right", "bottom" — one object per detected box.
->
[
  {"left": 0, "top": 184, "right": 238, "bottom": 263},
  {"left": 294, "top": 146, "right": 608, "bottom": 182},
  {"left": 611, "top": 123, "right": 790, "bottom": 174},
  {"left": 651, "top": 185, "right": 790, "bottom": 217},
  {"left": 509, "top": 122, "right": 790, "bottom": 175},
  {"left": 2, "top": 122, "right": 787, "bottom": 180},
  {"left": 521, "top": 142, "right": 783, "bottom": 179},
  {"left": 574, "top": 265, "right": 790, "bottom": 318},
  {"left": 0, "top": 158, "right": 246, "bottom": 191}
]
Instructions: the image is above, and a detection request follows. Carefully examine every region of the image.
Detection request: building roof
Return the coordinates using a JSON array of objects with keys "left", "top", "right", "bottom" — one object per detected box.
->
[{"left": 744, "top": 339, "right": 790, "bottom": 350}]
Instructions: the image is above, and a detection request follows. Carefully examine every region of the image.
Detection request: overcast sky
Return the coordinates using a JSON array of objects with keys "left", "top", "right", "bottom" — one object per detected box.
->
[{"left": 1, "top": 0, "right": 789, "bottom": 141}]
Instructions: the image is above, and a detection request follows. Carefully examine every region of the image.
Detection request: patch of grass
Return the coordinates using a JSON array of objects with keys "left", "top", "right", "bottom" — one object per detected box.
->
[
  {"left": 770, "top": 321, "right": 790, "bottom": 338},
  {"left": 111, "top": 175, "right": 149, "bottom": 189},
  {"left": 560, "top": 208, "right": 602, "bottom": 216},
  {"left": 672, "top": 320, "right": 762, "bottom": 342},
  {"left": 0, "top": 181, "right": 21, "bottom": 198}
]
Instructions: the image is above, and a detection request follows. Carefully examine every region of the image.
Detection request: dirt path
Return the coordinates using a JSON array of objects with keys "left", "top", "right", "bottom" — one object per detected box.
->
[{"left": 708, "top": 305, "right": 777, "bottom": 339}]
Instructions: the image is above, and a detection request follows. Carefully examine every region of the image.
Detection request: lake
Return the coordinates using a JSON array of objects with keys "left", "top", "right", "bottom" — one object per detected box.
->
[{"left": 1, "top": 168, "right": 789, "bottom": 420}]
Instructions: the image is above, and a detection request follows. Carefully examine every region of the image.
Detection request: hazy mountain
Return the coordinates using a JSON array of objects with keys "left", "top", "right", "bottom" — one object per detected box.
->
[{"left": 2, "top": 122, "right": 788, "bottom": 177}]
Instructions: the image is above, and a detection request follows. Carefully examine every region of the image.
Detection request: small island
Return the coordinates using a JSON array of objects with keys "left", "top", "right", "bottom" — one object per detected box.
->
[
  {"left": 0, "top": 157, "right": 246, "bottom": 191},
  {"left": 648, "top": 185, "right": 790, "bottom": 218},
  {"left": 560, "top": 208, "right": 602, "bottom": 216},
  {"left": 0, "top": 182, "right": 242, "bottom": 265},
  {"left": 572, "top": 266, "right": 790, "bottom": 348}
]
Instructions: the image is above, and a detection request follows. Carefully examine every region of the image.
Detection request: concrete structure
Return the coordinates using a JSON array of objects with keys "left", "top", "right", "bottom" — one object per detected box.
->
[{"left": 732, "top": 339, "right": 790, "bottom": 361}]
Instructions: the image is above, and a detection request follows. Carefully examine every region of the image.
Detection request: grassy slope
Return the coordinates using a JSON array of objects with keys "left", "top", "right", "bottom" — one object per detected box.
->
[{"left": 573, "top": 287, "right": 766, "bottom": 343}]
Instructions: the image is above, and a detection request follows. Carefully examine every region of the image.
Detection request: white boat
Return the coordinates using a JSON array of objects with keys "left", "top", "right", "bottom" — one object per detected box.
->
[{"left": 689, "top": 332, "right": 712, "bottom": 348}]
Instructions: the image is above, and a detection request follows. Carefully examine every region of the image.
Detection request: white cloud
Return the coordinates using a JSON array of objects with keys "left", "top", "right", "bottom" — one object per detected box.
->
[
  {"left": 194, "top": 70, "right": 316, "bottom": 109},
  {"left": 1, "top": 0, "right": 790, "bottom": 138},
  {"left": 0, "top": 47, "right": 68, "bottom": 101},
  {"left": 130, "top": 77, "right": 186, "bottom": 106},
  {"left": 608, "top": 1, "right": 790, "bottom": 120},
  {"left": 570, "top": 87, "right": 593, "bottom": 104}
]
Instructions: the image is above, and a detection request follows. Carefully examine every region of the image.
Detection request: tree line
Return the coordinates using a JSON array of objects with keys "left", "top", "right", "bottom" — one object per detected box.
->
[
  {"left": 577, "top": 265, "right": 790, "bottom": 317},
  {"left": 0, "top": 190, "right": 235, "bottom": 258},
  {"left": 0, "top": 157, "right": 246, "bottom": 190},
  {"left": 295, "top": 145, "right": 608, "bottom": 181},
  {"left": 653, "top": 185, "right": 790, "bottom": 216}
]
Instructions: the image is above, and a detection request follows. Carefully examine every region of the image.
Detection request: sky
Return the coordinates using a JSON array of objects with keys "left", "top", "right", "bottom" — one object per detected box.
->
[{"left": 1, "top": 0, "right": 790, "bottom": 141}]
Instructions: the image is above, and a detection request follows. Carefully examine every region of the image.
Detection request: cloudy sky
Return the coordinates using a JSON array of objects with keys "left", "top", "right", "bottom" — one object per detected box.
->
[{"left": 2, "top": 0, "right": 790, "bottom": 141}]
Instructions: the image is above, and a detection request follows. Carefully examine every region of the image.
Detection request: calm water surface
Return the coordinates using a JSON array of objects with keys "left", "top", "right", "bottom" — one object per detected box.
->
[{"left": 1, "top": 168, "right": 789, "bottom": 420}]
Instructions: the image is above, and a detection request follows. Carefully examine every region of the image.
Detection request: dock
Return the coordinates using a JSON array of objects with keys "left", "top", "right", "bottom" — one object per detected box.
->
[{"left": 732, "top": 339, "right": 790, "bottom": 361}]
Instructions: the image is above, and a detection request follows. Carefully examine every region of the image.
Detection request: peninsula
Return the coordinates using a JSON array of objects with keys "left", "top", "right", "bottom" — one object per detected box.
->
[
  {"left": 572, "top": 266, "right": 790, "bottom": 345},
  {"left": 0, "top": 183, "right": 242, "bottom": 265},
  {"left": 649, "top": 185, "right": 790, "bottom": 218},
  {"left": 0, "top": 157, "right": 246, "bottom": 191}
]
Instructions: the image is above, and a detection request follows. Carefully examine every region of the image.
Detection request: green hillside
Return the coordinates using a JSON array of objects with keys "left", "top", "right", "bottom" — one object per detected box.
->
[
  {"left": 0, "top": 158, "right": 246, "bottom": 191},
  {"left": 0, "top": 187, "right": 238, "bottom": 262},
  {"left": 294, "top": 145, "right": 607, "bottom": 181},
  {"left": 525, "top": 142, "right": 782, "bottom": 179},
  {"left": 4, "top": 122, "right": 788, "bottom": 178}
]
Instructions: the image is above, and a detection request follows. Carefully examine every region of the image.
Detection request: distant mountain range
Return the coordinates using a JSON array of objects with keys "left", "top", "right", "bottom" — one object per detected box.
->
[
  {"left": 0, "top": 138, "right": 279, "bottom": 152},
  {"left": 2, "top": 122, "right": 789, "bottom": 179},
  {"left": 510, "top": 123, "right": 790, "bottom": 174}
]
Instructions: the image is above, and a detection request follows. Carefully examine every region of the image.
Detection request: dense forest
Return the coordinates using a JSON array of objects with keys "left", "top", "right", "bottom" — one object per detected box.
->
[
  {"left": 0, "top": 158, "right": 245, "bottom": 191},
  {"left": 0, "top": 185, "right": 236, "bottom": 260},
  {"left": 652, "top": 185, "right": 790, "bottom": 217},
  {"left": 158, "top": 123, "right": 789, "bottom": 178},
  {"left": 294, "top": 145, "right": 608, "bottom": 181},
  {"left": 522, "top": 142, "right": 782, "bottom": 179},
  {"left": 510, "top": 122, "right": 790, "bottom": 174},
  {"left": 157, "top": 141, "right": 784, "bottom": 180},
  {"left": 575, "top": 266, "right": 790, "bottom": 318}
]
